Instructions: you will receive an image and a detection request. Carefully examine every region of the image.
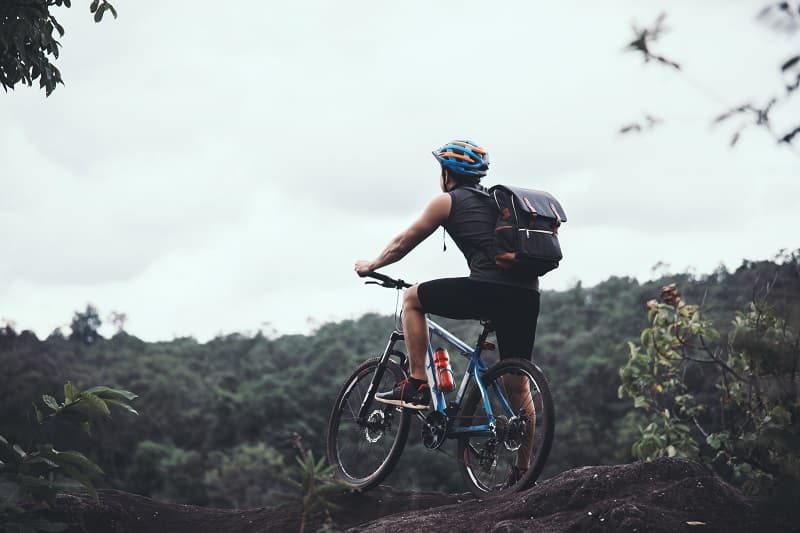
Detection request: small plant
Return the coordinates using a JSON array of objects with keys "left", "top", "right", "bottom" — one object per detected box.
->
[
  {"left": 278, "top": 436, "right": 342, "bottom": 533},
  {"left": 0, "top": 382, "right": 138, "bottom": 532}
]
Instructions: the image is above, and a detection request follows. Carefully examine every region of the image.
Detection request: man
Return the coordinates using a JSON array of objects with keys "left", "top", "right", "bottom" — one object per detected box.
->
[{"left": 354, "top": 139, "right": 541, "bottom": 412}]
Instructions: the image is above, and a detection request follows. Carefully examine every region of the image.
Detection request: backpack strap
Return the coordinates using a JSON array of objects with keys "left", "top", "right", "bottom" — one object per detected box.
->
[{"left": 459, "top": 184, "right": 492, "bottom": 198}]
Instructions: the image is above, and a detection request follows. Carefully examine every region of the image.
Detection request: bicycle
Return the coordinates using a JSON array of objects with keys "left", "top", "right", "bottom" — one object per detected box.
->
[{"left": 325, "top": 272, "right": 554, "bottom": 498}]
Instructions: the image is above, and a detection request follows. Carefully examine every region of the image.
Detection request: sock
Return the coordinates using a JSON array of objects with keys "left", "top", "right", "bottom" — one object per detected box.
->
[{"left": 408, "top": 377, "right": 426, "bottom": 389}]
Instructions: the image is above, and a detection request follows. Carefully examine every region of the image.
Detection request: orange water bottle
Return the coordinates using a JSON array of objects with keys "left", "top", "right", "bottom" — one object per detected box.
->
[{"left": 434, "top": 347, "right": 455, "bottom": 393}]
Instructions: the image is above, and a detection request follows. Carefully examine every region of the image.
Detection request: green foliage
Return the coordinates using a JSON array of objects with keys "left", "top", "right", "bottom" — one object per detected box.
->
[
  {"left": 0, "top": 382, "right": 137, "bottom": 533},
  {"left": 0, "top": 0, "right": 117, "bottom": 96},
  {"left": 620, "top": 282, "right": 800, "bottom": 498},
  {"left": 278, "top": 451, "right": 341, "bottom": 533},
  {"left": 1, "top": 253, "right": 798, "bottom": 507},
  {"left": 204, "top": 443, "right": 289, "bottom": 509}
]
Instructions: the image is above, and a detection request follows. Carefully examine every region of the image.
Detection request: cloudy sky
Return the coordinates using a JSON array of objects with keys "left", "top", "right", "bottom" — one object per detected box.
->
[{"left": 1, "top": 1, "right": 798, "bottom": 341}]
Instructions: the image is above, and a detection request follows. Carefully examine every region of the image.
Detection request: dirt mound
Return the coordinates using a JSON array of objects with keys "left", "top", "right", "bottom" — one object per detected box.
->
[{"left": 56, "top": 459, "right": 790, "bottom": 532}]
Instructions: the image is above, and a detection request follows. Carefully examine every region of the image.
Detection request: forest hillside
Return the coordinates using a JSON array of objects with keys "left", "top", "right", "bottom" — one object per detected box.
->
[{"left": 1, "top": 252, "right": 798, "bottom": 531}]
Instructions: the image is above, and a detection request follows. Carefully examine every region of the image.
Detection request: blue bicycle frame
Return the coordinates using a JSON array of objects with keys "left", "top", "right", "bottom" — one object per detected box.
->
[
  {"left": 424, "top": 317, "right": 502, "bottom": 438},
  {"left": 357, "top": 315, "right": 507, "bottom": 439}
]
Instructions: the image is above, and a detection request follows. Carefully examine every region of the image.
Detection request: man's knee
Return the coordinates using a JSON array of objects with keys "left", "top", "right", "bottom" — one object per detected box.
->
[{"left": 404, "top": 285, "right": 423, "bottom": 312}]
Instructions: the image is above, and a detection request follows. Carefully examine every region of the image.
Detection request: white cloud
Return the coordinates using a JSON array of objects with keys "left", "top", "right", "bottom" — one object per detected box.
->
[{"left": 1, "top": 0, "right": 797, "bottom": 340}]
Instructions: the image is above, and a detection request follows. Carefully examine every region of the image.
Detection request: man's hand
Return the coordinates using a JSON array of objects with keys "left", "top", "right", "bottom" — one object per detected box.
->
[{"left": 354, "top": 260, "right": 374, "bottom": 277}]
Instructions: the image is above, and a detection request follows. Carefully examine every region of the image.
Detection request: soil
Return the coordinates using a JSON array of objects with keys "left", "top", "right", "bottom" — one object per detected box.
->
[{"left": 55, "top": 458, "right": 794, "bottom": 533}]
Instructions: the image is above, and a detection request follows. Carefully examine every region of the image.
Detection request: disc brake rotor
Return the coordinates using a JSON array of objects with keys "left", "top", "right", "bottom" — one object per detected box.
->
[{"left": 364, "top": 409, "right": 389, "bottom": 443}]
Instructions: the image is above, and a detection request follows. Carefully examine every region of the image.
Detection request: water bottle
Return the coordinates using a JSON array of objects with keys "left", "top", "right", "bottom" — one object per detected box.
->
[{"left": 434, "top": 347, "right": 455, "bottom": 393}]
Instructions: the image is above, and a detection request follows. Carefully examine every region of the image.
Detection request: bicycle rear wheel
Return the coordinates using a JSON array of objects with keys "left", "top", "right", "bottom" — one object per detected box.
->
[
  {"left": 326, "top": 357, "right": 411, "bottom": 491},
  {"left": 456, "top": 358, "right": 554, "bottom": 498}
]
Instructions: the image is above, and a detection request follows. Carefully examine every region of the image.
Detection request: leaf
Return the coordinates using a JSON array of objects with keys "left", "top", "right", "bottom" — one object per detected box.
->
[
  {"left": 90, "top": 0, "right": 99, "bottom": 12},
  {"left": 50, "top": 15, "right": 65, "bottom": 37},
  {"left": 70, "top": 393, "right": 111, "bottom": 418},
  {"left": 781, "top": 55, "right": 800, "bottom": 71},
  {"left": 84, "top": 386, "right": 138, "bottom": 401},
  {"left": 107, "top": 4, "right": 118, "bottom": 19},
  {"left": 104, "top": 399, "right": 138, "bottom": 416},
  {"left": 42, "top": 395, "right": 60, "bottom": 412},
  {"left": 94, "top": 4, "right": 106, "bottom": 22},
  {"left": 24, "top": 456, "right": 59, "bottom": 469},
  {"left": 13, "top": 444, "right": 27, "bottom": 459},
  {"left": 44, "top": 450, "right": 104, "bottom": 475},
  {"left": 64, "top": 382, "right": 79, "bottom": 404}
]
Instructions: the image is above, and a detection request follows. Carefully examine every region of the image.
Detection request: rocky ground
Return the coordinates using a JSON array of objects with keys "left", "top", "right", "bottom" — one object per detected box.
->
[{"left": 56, "top": 458, "right": 795, "bottom": 532}]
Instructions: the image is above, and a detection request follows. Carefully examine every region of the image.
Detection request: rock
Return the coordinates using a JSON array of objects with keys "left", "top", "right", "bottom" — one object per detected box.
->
[{"left": 56, "top": 459, "right": 787, "bottom": 533}]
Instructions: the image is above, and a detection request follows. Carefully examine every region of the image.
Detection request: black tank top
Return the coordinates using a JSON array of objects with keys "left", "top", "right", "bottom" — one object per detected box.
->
[{"left": 444, "top": 186, "right": 539, "bottom": 291}]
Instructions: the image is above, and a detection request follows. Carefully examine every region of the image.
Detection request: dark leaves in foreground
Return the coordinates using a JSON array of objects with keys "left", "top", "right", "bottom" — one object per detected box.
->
[
  {"left": 0, "top": 0, "right": 117, "bottom": 96},
  {"left": 782, "top": 55, "right": 800, "bottom": 94},
  {"left": 625, "top": 13, "right": 682, "bottom": 70},
  {"left": 711, "top": 99, "right": 794, "bottom": 146},
  {"left": 619, "top": 114, "right": 663, "bottom": 135},
  {"left": 780, "top": 126, "right": 800, "bottom": 144}
]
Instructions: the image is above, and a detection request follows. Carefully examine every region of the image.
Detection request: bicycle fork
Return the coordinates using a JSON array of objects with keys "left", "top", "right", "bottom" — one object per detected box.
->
[{"left": 356, "top": 331, "right": 406, "bottom": 422}]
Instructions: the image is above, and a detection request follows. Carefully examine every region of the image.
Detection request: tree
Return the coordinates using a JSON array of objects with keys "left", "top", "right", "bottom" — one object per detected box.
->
[
  {"left": 0, "top": 0, "right": 117, "bottom": 96},
  {"left": 69, "top": 304, "right": 102, "bottom": 344}
]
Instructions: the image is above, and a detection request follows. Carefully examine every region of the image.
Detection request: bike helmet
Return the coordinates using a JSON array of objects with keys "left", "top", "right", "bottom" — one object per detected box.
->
[{"left": 432, "top": 139, "right": 490, "bottom": 181}]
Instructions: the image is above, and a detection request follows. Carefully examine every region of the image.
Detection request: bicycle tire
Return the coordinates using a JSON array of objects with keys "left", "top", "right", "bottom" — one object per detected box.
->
[
  {"left": 326, "top": 357, "right": 411, "bottom": 491},
  {"left": 456, "top": 358, "right": 554, "bottom": 498}
]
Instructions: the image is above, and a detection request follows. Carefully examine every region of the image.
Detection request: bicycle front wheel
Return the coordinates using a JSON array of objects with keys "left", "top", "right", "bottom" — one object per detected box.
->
[
  {"left": 326, "top": 357, "right": 411, "bottom": 491},
  {"left": 456, "top": 358, "right": 554, "bottom": 498}
]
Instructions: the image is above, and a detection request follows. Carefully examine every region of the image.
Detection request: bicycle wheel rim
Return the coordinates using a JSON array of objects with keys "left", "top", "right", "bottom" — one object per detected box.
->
[
  {"left": 458, "top": 360, "right": 554, "bottom": 496},
  {"left": 327, "top": 360, "right": 409, "bottom": 488}
]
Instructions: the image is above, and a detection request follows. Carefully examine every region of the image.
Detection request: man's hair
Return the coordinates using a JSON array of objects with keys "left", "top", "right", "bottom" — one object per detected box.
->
[{"left": 444, "top": 167, "right": 480, "bottom": 186}]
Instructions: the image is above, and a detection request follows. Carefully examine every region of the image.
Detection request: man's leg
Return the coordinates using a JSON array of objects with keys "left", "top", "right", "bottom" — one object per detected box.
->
[
  {"left": 373, "top": 284, "right": 433, "bottom": 410},
  {"left": 375, "top": 278, "right": 484, "bottom": 409},
  {"left": 402, "top": 285, "right": 428, "bottom": 381},
  {"left": 493, "top": 287, "right": 541, "bottom": 472},
  {"left": 502, "top": 375, "right": 536, "bottom": 470}
]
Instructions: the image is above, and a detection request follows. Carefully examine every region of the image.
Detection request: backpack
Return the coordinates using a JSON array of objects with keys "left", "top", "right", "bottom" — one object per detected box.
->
[{"left": 468, "top": 185, "right": 567, "bottom": 278}]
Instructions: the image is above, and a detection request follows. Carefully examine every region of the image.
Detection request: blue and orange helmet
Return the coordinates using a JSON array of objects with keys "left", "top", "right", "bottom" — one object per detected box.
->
[{"left": 432, "top": 139, "right": 490, "bottom": 181}]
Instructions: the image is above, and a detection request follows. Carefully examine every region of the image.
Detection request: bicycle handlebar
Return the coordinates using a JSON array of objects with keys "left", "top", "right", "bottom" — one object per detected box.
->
[{"left": 362, "top": 272, "right": 413, "bottom": 290}]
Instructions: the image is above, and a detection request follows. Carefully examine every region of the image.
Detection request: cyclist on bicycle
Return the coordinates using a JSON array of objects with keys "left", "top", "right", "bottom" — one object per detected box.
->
[{"left": 354, "top": 139, "right": 540, "bottom": 438}]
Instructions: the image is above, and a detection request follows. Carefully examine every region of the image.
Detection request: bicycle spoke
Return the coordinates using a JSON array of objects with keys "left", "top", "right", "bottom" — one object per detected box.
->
[{"left": 456, "top": 359, "right": 554, "bottom": 497}]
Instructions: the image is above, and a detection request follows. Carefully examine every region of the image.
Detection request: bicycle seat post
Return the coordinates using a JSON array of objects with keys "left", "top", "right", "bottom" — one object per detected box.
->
[{"left": 476, "top": 320, "right": 495, "bottom": 352}]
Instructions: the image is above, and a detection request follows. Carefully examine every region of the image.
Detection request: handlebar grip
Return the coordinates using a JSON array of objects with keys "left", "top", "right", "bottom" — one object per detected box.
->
[
  {"left": 364, "top": 272, "right": 412, "bottom": 289},
  {"left": 366, "top": 272, "right": 394, "bottom": 284}
]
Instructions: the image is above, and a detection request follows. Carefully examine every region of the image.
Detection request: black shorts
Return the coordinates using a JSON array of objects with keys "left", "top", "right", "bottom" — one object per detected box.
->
[{"left": 416, "top": 277, "right": 540, "bottom": 360}]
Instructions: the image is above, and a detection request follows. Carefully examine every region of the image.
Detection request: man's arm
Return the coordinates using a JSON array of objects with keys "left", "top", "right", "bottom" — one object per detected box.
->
[{"left": 355, "top": 193, "right": 452, "bottom": 275}]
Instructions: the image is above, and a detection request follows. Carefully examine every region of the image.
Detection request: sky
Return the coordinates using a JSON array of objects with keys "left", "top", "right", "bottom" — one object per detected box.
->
[{"left": 1, "top": 1, "right": 798, "bottom": 341}]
